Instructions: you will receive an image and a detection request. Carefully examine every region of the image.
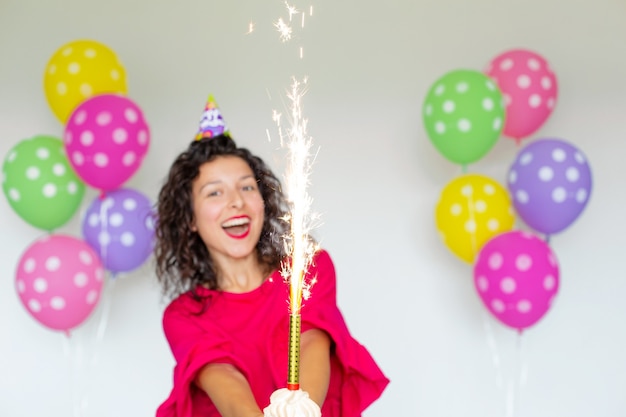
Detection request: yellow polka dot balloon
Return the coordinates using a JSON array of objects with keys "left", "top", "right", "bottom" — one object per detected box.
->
[
  {"left": 43, "top": 39, "right": 128, "bottom": 124},
  {"left": 435, "top": 174, "right": 515, "bottom": 263}
]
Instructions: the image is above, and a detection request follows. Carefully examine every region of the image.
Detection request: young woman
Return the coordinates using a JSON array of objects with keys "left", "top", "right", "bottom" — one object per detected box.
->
[{"left": 154, "top": 134, "right": 389, "bottom": 417}]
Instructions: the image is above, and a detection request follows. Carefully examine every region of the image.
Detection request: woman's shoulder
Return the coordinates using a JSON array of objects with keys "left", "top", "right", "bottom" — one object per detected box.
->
[
  {"left": 311, "top": 248, "right": 334, "bottom": 270},
  {"left": 314, "top": 247, "right": 331, "bottom": 259},
  {"left": 305, "top": 248, "right": 337, "bottom": 292},
  {"left": 163, "top": 286, "right": 214, "bottom": 317},
  {"left": 281, "top": 248, "right": 333, "bottom": 271}
]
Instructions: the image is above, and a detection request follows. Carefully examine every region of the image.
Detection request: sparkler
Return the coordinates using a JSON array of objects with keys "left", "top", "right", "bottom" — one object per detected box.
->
[
  {"left": 246, "top": 0, "right": 318, "bottom": 392},
  {"left": 271, "top": 1, "right": 319, "bottom": 392},
  {"left": 277, "top": 77, "right": 319, "bottom": 391}
]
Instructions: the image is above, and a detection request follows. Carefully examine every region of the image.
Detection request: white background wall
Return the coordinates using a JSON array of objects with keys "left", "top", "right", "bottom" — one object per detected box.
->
[{"left": 1, "top": 0, "right": 625, "bottom": 416}]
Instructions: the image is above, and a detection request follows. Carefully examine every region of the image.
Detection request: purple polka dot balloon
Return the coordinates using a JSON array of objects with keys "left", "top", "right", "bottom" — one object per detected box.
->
[
  {"left": 81, "top": 188, "right": 156, "bottom": 274},
  {"left": 474, "top": 230, "right": 559, "bottom": 331},
  {"left": 507, "top": 138, "right": 592, "bottom": 235}
]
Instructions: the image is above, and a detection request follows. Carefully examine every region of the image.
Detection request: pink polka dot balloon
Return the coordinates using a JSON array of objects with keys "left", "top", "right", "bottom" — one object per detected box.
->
[
  {"left": 486, "top": 49, "right": 558, "bottom": 143},
  {"left": 64, "top": 94, "right": 150, "bottom": 192},
  {"left": 15, "top": 234, "right": 105, "bottom": 334},
  {"left": 473, "top": 230, "right": 559, "bottom": 331}
]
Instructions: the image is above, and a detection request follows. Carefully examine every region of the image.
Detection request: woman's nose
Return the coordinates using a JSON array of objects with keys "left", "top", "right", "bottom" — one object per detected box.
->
[{"left": 230, "top": 190, "right": 244, "bottom": 208}]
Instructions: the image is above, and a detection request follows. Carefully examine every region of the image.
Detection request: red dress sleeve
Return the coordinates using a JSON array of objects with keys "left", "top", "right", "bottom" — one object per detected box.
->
[
  {"left": 156, "top": 295, "right": 246, "bottom": 417},
  {"left": 300, "top": 250, "right": 390, "bottom": 417}
]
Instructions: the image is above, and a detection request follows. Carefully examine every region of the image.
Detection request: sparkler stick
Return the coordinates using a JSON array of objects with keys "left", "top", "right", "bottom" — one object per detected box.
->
[{"left": 287, "top": 311, "right": 302, "bottom": 390}]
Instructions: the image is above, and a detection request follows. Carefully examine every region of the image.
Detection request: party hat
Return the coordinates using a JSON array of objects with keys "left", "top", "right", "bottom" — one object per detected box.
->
[{"left": 195, "top": 95, "right": 229, "bottom": 140}]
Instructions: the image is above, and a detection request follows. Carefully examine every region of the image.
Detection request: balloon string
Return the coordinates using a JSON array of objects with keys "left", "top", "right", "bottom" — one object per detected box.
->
[
  {"left": 61, "top": 273, "right": 116, "bottom": 417},
  {"left": 482, "top": 311, "right": 504, "bottom": 389},
  {"left": 77, "top": 271, "right": 117, "bottom": 415},
  {"left": 98, "top": 197, "right": 109, "bottom": 270},
  {"left": 95, "top": 273, "right": 116, "bottom": 343},
  {"left": 467, "top": 187, "right": 478, "bottom": 261},
  {"left": 62, "top": 334, "right": 82, "bottom": 417},
  {"left": 506, "top": 330, "right": 527, "bottom": 417},
  {"left": 517, "top": 331, "right": 529, "bottom": 410},
  {"left": 482, "top": 313, "right": 528, "bottom": 417}
]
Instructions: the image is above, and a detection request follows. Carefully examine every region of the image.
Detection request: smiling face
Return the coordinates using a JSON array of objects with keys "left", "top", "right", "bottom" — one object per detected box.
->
[{"left": 190, "top": 155, "right": 265, "bottom": 263}]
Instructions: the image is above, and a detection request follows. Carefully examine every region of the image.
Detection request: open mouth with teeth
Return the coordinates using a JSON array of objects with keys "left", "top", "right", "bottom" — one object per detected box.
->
[{"left": 221, "top": 216, "right": 251, "bottom": 239}]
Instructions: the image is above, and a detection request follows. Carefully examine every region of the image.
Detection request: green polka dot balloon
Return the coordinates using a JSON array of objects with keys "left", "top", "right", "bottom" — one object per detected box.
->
[
  {"left": 2, "top": 135, "right": 86, "bottom": 231},
  {"left": 423, "top": 69, "right": 505, "bottom": 166}
]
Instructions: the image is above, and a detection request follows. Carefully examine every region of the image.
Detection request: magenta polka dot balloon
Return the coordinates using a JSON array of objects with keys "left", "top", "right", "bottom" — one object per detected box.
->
[
  {"left": 15, "top": 234, "right": 105, "bottom": 333},
  {"left": 64, "top": 94, "right": 150, "bottom": 191},
  {"left": 473, "top": 230, "right": 559, "bottom": 331}
]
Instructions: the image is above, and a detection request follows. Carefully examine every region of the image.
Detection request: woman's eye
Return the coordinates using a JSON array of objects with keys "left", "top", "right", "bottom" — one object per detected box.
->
[
  {"left": 242, "top": 184, "right": 256, "bottom": 191},
  {"left": 207, "top": 190, "right": 221, "bottom": 197}
]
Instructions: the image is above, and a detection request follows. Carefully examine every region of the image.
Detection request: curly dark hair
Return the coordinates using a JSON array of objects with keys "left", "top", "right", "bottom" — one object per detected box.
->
[{"left": 154, "top": 134, "right": 290, "bottom": 300}]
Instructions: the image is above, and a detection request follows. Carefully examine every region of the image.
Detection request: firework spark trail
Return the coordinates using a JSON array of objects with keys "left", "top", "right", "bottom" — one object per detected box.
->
[
  {"left": 274, "top": 18, "right": 293, "bottom": 42},
  {"left": 268, "top": 1, "right": 320, "bottom": 391},
  {"left": 277, "top": 77, "right": 320, "bottom": 315},
  {"left": 262, "top": 1, "right": 319, "bottom": 315},
  {"left": 241, "top": 0, "right": 320, "bottom": 390},
  {"left": 276, "top": 75, "right": 321, "bottom": 392}
]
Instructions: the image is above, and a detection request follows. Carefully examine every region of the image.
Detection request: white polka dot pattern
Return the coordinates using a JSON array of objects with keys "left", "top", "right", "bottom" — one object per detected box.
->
[
  {"left": 423, "top": 69, "right": 505, "bottom": 165},
  {"left": 2, "top": 135, "right": 86, "bottom": 231},
  {"left": 15, "top": 235, "right": 104, "bottom": 332},
  {"left": 43, "top": 39, "right": 127, "bottom": 123},
  {"left": 64, "top": 94, "right": 150, "bottom": 191},
  {"left": 436, "top": 174, "right": 515, "bottom": 263},
  {"left": 81, "top": 188, "right": 156, "bottom": 274},
  {"left": 507, "top": 138, "right": 592, "bottom": 235},
  {"left": 473, "top": 231, "right": 559, "bottom": 330},
  {"left": 486, "top": 49, "right": 558, "bottom": 140}
]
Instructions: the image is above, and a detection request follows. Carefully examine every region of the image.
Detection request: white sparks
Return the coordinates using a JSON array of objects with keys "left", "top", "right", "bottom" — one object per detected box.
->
[
  {"left": 274, "top": 18, "right": 292, "bottom": 42},
  {"left": 272, "top": 109, "right": 282, "bottom": 126},
  {"left": 274, "top": 2, "right": 314, "bottom": 54},
  {"left": 246, "top": 21, "right": 255, "bottom": 34},
  {"left": 277, "top": 77, "right": 320, "bottom": 314},
  {"left": 285, "top": 2, "right": 299, "bottom": 21}
]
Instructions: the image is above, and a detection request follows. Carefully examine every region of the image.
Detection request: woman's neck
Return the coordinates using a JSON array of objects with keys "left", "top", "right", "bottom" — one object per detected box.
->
[{"left": 213, "top": 253, "right": 269, "bottom": 293}]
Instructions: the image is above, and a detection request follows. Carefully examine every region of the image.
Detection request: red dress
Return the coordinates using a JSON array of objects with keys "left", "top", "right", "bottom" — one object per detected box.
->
[{"left": 156, "top": 250, "right": 389, "bottom": 417}]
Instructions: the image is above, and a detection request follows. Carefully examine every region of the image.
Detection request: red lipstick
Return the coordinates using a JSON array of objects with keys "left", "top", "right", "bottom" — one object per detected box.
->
[{"left": 222, "top": 216, "right": 251, "bottom": 239}]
